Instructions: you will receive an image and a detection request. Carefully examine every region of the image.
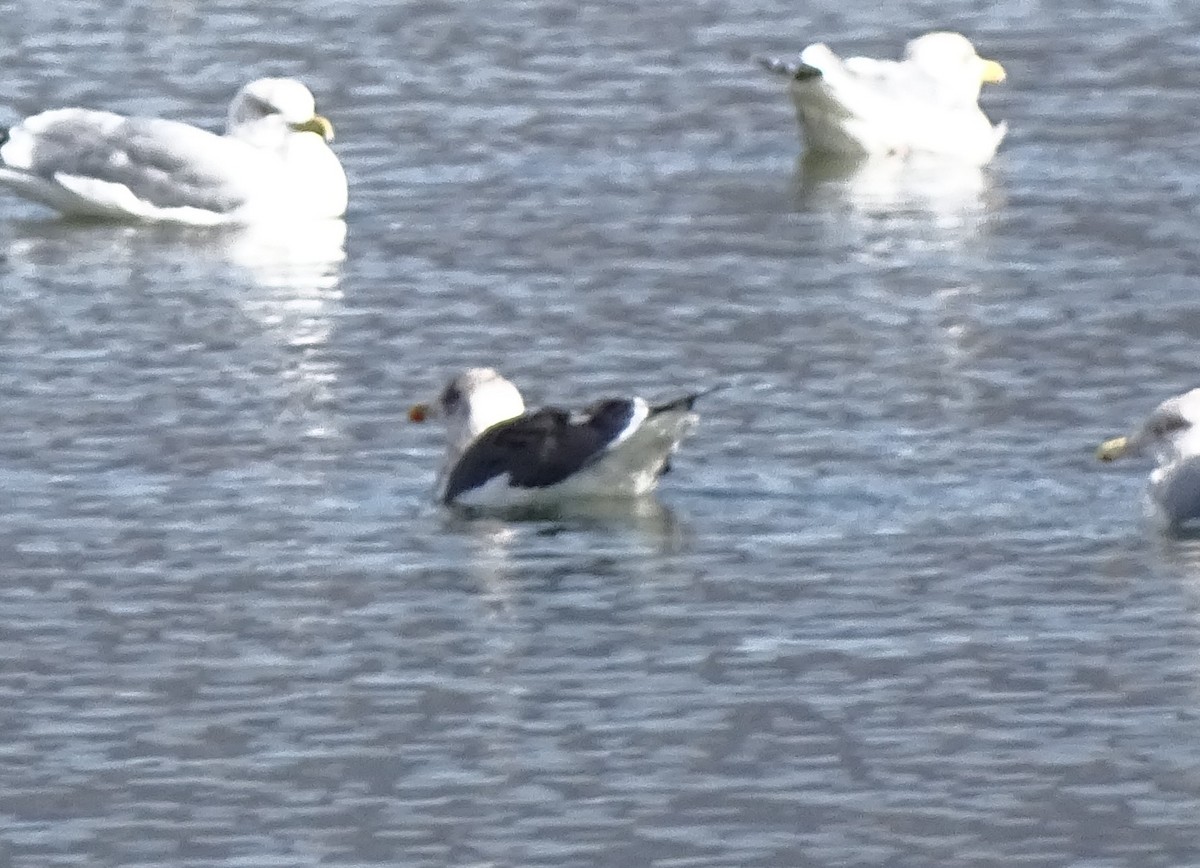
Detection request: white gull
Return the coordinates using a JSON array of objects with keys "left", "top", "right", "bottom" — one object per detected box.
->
[
  {"left": 0, "top": 78, "right": 347, "bottom": 225},
  {"left": 759, "top": 31, "right": 1007, "bottom": 165},
  {"left": 1097, "top": 388, "right": 1200, "bottom": 529}
]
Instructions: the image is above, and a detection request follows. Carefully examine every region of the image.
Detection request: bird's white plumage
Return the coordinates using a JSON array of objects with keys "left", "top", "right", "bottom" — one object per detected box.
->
[
  {"left": 1098, "top": 388, "right": 1200, "bottom": 528},
  {"left": 436, "top": 367, "right": 527, "bottom": 467},
  {"left": 761, "top": 31, "right": 1007, "bottom": 165},
  {"left": 0, "top": 78, "right": 347, "bottom": 224}
]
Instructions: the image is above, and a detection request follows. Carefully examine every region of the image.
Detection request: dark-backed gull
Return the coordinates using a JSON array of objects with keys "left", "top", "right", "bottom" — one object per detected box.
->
[{"left": 409, "top": 368, "right": 708, "bottom": 507}]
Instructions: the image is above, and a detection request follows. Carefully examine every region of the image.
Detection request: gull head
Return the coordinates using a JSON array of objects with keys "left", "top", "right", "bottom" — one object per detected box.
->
[
  {"left": 1097, "top": 388, "right": 1200, "bottom": 467},
  {"left": 227, "top": 78, "right": 335, "bottom": 147},
  {"left": 409, "top": 368, "right": 526, "bottom": 458},
  {"left": 904, "top": 32, "right": 1006, "bottom": 101}
]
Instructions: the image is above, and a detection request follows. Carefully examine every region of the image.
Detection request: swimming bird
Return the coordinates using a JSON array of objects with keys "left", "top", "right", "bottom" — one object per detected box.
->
[
  {"left": 758, "top": 31, "right": 1007, "bottom": 165},
  {"left": 1097, "top": 388, "right": 1200, "bottom": 528},
  {"left": 0, "top": 78, "right": 347, "bottom": 224},
  {"left": 408, "top": 368, "right": 707, "bottom": 507}
]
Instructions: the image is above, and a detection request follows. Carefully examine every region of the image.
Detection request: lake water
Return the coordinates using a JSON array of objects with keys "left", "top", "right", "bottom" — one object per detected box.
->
[{"left": 2, "top": 0, "right": 1200, "bottom": 865}]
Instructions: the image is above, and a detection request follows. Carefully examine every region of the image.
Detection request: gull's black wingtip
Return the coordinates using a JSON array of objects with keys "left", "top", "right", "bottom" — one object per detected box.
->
[
  {"left": 756, "top": 56, "right": 823, "bottom": 81},
  {"left": 792, "top": 62, "right": 823, "bottom": 81},
  {"left": 651, "top": 384, "right": 725, "bottom": 415}
]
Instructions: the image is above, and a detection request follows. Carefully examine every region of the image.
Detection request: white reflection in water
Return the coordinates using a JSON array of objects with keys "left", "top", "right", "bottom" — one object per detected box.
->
[
  {"left": 221, "top": 217, "right": 346, "bottom": 293},
  {"left": 227, "top": 219, "right": 347, "bottom": 440},
  {"left": 2, "top": 216, "right": 345, "bottom": 289},
  {"left": 226, "top": 220, "right": 347, "bottom": 448},
  {"left": 791, "top": 153, "right": 1006, "bottom": 420},
  {"left": 441, "top": 497, "right": 690, "bottom": 590},
  {"left": 2, "top": 216, "right": 347, "bottom": 445},
  {"left": 446, "top": 514, "right": 524, "bottom": 606},
  {"left": 795, "top": 152, "right": 1001, "bottom": 233}
]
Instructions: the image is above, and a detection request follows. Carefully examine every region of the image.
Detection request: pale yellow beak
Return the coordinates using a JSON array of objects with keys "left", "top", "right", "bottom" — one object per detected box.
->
[
  {"left": 290, "top": 114, "right": 335, "bottom": 142},
  {"left": 980, "top": 58, "right": 1006, "bottom": 85},
  {"left": 1096, "top": 436, "right": 1130, "bottom": 462}
]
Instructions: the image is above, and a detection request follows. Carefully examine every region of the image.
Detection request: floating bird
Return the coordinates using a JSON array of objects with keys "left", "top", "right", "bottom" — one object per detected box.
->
[
  {"left": 0, "top": 78, "right": 347, "bottom": 224},
  {"left": 409, "top": 368, "right": 708, "bottom": 507},
  {"left": 1097, "top": 388, "right": 1200, "bottom": 528},
  {"left": 758, "top": 31, "right": 1007, "bottom": 165}
]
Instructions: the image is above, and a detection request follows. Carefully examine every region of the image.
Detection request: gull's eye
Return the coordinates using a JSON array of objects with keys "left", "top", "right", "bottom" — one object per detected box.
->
[
  {"left": 439, "top": 384, "right": 462, "bottom": 412},
  {"left": 245, "top": 95, "right": 276, "bottom": 118},
  {"left": 1150, "top": 412, "right": 1189, "bottom": 438}
]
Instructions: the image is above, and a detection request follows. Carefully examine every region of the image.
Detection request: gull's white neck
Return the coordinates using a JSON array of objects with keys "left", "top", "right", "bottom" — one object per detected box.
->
[{"left": 448, "top": 389, "right": 525, "bottom": 460}]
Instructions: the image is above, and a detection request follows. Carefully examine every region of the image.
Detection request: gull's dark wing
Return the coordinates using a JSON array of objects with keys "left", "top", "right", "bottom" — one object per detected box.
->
[{"left": 442, "top": 400, "right": 641, "bottom": 504}]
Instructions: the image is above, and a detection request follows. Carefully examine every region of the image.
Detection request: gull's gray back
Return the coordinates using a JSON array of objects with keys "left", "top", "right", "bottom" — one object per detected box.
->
[{"left": 2, "top": 109, "right": 266, "bottom": 214}]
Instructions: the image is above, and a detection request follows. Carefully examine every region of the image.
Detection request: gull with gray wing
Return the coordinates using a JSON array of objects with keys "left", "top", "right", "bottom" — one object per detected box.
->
[
  {"left": 0, "top": 78, "right": 346, "bottom": 224},
  {"left": 758, "top": 31, "right": 1007, "bottom": 165},
  {"left": 1097, "top": 388, "right": 1200, "bottom": 528}
]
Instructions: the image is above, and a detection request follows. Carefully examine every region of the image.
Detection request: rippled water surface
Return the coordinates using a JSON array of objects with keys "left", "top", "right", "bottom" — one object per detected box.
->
[{"left": 4, "top": 0, "right": 1200, "bottom": 865}]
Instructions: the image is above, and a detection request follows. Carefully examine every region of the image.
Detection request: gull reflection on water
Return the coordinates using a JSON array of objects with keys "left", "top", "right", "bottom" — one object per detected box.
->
[
  {"left": 2, "top": 215, "right": 346, "bottom": 292},
  {"left": 220, "top": 217, "right": 346, "bottom": 293},
  {"left": 224, "top": 218, "right": 348, "bottom": 444},
  {"left": 1160, "top": 529, "right": 1200, "bottom": 566},
  {"left": 789, "top": 152, "right": 1006, "bottom": 426},
  {"left": 439, "top": 496, "right": 691, "bottom": 597},
  {"left": 794, "top": 151, "right": 1002, "bottom": 228},
  {"left": 2, "top": 215, "right": 348, "bottom": 447},
  {"left": 444, "top": 495, "right": 687, "bottom": 543}
]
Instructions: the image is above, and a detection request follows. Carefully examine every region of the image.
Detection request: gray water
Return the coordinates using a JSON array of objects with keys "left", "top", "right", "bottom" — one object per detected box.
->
[{"left": 1, "top": 0, "right": 1200, "bottom": 865}]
